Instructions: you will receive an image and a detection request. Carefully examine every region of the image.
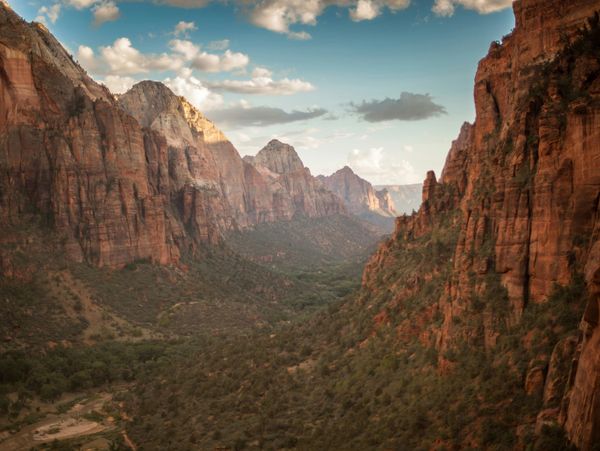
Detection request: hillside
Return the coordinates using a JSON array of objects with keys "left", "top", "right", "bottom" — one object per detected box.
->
[
  {"left": 122, "top": 1, "right": 600, "bottom": 449},
  {"left": 1, "top": 0, "right": 599, "bottom": 449}
]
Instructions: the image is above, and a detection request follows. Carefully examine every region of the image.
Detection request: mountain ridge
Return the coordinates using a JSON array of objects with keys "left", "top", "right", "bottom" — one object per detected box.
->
[{"left": 0, "top": 4, "right": 350, "bottom": 269}]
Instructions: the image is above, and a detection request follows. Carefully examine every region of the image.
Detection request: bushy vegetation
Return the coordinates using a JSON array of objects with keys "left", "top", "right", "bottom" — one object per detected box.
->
[
  {"left": 225, "top": 214, "right": 383, "bottom": 272},
  {"left": 0, "top": 341, "right": 173, "bottom": 416}
]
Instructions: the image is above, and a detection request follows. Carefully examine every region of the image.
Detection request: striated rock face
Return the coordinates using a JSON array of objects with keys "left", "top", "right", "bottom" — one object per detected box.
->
[
  {"left": 248, "top": 139, "right": 305, "bottom": 174},
  {"left": 374, "top": 183, "right": 422, "bottom": 215},
  {"left": 319, "top": 166, "right": 396, "bottom": 218},
  {"left": 0, "top": 5, "right": 345, "bottom": 268},
  {"left": 0, "top": 7, "right": 181, "bottom": 268},
  {"left": 361, "top": 0, "right": 600, "bottom": 448},
  {"left": 244, "top": 140, "right": 346, "bottom": 219}
]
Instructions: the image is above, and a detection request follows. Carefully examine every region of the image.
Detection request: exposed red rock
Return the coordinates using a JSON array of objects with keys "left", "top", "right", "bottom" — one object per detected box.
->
[
  {"left": 319, "top": 166, "right": 396, "bottom": 219},
  {"left": 242, "top": 139, "right": 346, "bottom": 218},
  {"left": 362, "top": 0, "right": 600, "bottom": 448},
  {"left": 0, "top": 5, "right": 345, "bottom": 268}
]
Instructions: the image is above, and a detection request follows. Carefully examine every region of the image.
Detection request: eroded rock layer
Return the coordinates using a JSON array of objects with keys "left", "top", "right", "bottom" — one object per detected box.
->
[
  {"left": 362, "top": 0, "right": 600, "bottom": 448},
  {"left": 0, "top": 5, "right": 345, "bottom": 268},
  {"left": 319, "top": 166, "right": 396, "bottom": 218}
]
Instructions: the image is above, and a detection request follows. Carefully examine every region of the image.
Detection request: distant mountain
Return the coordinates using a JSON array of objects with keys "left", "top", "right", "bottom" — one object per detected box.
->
[
  {"left": 374, "top": 184, "right": 423, "bottom": 215},
  {"left": 318, "top": 166, "right": 397, "bottom": 230}
]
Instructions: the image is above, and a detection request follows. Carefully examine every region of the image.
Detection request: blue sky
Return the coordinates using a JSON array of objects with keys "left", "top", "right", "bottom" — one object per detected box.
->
[{"left": 8, "top": 0, "right": 515, "bottom": 184}]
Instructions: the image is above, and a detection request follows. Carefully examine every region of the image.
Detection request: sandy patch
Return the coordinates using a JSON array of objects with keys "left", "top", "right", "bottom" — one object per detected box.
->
[{"left": 33, "top": 418, "right": 106, "bottom": 442}]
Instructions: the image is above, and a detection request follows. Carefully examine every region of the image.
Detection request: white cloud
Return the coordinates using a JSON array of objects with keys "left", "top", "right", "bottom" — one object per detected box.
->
[
  {"left": 170, "top": 39, "right": 200, "bottom": 60},
  {"left": 188, "top": 49, "right": 249, "bottom": 72},
  {"left": 164, "top": 71, "right": 224, "bottom": 110},
  {"left": 93, "top": 1, "right": 120, "bottom": 26},
  {"left": 66, "top": 0, "right": 97, "bottom": 9},
  {"left": 350, "top": 0, "right": 380, "bottom": 21},
  {"left": 101, "top": 75, "right": 138, "bottom": 94},
  {"left": 432, "top": 0, "right": 513, "bottom": 16},
  {"left": 287, "top": 31, "right": 312, "bottom": 40},
  {"left": 99, "top": 37, "right": 149, "bottom": 74},
  {"left": 36, "top": 3, "right": 61, "bottom": 24},
  {"left": 173, "top": 20, "right": 197, "bottom": 36},
  {"left": 348, "top": 147, "right": 420, "bottom": 184},
  {"left": 206, "top": 39, "right": 230, "bottom": 51},
  {"left": 252, "top": 66, "right": 273, "bottom": 78},
  {"left": 248, "top": 0, "right": 322, "bottom": 34},
  {"left": 207, "top": 75, "right": 315, "bottom": 95},
  {"left": 244, "top": 0, "right": 411, "bottom": 37},
  {"left": 76, "top": 45, "right": 96, "bottom": 66},
  {"left": 76, "top": 37, "right": 248, "bottom": 76}
]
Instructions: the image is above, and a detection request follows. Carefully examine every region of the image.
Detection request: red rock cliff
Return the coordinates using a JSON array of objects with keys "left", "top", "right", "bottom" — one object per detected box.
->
[
  {"left": 319, "top": 166, "right": 396, "bottom": 218},
  {"left": 0, "top": 5, "right": 346, "bottom": 268},
  {"left": 362, "top": 0, "right": 600, "bottom": 448}
]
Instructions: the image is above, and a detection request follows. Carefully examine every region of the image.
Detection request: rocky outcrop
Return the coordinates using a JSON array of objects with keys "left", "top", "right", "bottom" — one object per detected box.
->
[
  {"left": 319, "top": 166, "right": 396, "bottom": 219},
  {"left": 246, "top": 139, "right": 304, "bottom": 174},
  {"left": 243, "top": 140, "right": 345, "bottom": 219},
  {"left": 0, "top": 4, "right": 345, "bottom": 268},
  {"left": 374, "top": 183, "right": 422, "bottom": 215},
  {"left": 361, "top": 1, "right": 600, "bottom": 448}
]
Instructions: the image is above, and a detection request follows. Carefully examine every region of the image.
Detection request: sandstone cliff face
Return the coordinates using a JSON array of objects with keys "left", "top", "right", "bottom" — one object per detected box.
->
[
  {"left": 374, "top": 183, "right": 422, "bottom": 215},
  {"left": 362, "top": 1, "right": 600, "bottom": 448},
  {"left": 319, "top": 166, "right": 396, "bottom": 218},
  {"left": 0, "top": 5, "right": 345, "bottom": 269},
  {"left": 0, "top": 6, "right": 182, "bottom": 268},
  {"left": 246, "top": 139, "right": 304, "bottom": 174},
  {"left": 244, "top": 140, "right": 346, "bottom": 219}
]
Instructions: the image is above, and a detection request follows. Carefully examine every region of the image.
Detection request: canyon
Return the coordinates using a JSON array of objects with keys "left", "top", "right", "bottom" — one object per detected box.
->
[
  {"left": 0, "top": 0, "right": 599, "bottom": 449},
  {"left": 0, "top": 3, "right": 392, "bottom": 272}
]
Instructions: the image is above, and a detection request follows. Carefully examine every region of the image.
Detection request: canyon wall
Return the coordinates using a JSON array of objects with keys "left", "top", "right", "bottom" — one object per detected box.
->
[
  {"left": 0, "top": 4, "right": 345, "bottom": 269},
  {"left": 362, "top": 0, "right": 600, "bottom": 448}
]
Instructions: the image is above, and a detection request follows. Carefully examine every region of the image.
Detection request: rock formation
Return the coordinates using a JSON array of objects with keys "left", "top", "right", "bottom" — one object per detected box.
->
[
  {"left": 243, "top": 140, "right": 346, "bottom": 219},
  {"left": 0, "top": 4, "right": 345, "bottom": 269},
  {"left": 362, "top": 0, "right": 600, "bottom": 448},
  {"left": 319, "top": 166, "right": 396, "bottom": 219},
  {"left": 374, "top": 183, "right": 422, "bottom": 215}
]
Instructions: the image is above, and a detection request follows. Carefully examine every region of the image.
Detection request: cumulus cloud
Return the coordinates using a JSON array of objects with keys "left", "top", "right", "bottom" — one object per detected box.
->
[
  {"left": 252, "top": 66, "right": 273, "bottom": 78},
  {"left": 173, "top": 20, "right": 197, "bottom": 36},
  {"left": 93, "top": 1, "right": 120, "bottom": 26},
  {"left": 193, "top": 49, "right": 249, "bottom": 72},
  {"left": 350, "top": 0, "right": 380, "bottom": 21},
  {"left": 207, "top": 103, "right": 328, "bottom": 127},
  {"left": 66, "top": 0, "right": 97, "bottom": 9},
  {"left": 101, "top": 75, "right": 138, "bottom": 94},
  {"left": 348, "top": 147, "right": 420, "bottom": 184},
  {"left": 76, "top": 37, "right": 249, "bottom": 76},
  {"left": 207, "top": 75, "right": 315, "bottom": 95},
  {"left": 97, "top": 38, "right": 150, "bottom": 74},
  {"left": 350, "top": 92, "right": 447, "bottom": 122},
  {"left": 432, "top": 0, "right": 513, "bottom": 16},
  {"left": 36, "top": 3, "right": 61, "bottom": 24},
  {"left": 164, "top": 69, "right": 224, "bottom": 110},
  {"left": 241, "top": 0, "right": 410, "bottom": 39}
]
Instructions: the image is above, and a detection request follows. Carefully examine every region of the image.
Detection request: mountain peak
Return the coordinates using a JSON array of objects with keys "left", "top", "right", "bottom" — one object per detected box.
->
[
  {"left": 337, "top": 165, "right": 356, "bottom": 175},
  {"left": 253, "top": 140, "right": 305, "bottom": 174}
]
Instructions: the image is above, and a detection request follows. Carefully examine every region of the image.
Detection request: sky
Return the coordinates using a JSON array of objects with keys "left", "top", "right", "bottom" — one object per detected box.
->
[{"left": 7, "top": 0, "right": 515, "bottom": 185}]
